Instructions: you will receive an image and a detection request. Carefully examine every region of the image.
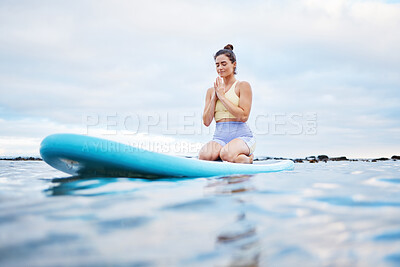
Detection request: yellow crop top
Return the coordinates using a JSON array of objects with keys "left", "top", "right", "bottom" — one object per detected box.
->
[{"left": 215, "top": 80, "right": 239, "bottom": 121}]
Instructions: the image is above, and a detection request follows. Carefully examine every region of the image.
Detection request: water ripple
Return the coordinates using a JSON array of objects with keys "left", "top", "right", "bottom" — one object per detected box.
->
[
  {"left": 374, "top": 230, "right": 400, "bottom": 241},
  {"left": 0, "top": 233, "right": 81, "bottom": 261},
  {"left": 162, "top": 198, "right": 216, "bottom": 211},
  {"left": 385, "top": 253, "right": 400, "bottom": 264},
  {"left": 314, "top": 196, "right": 400, "bottom": 207},
  {"left": 380, "top": 178, "right": 400, "bottom": 184},
  {"left": 97, "top": 216, "right": 152, "bottom": 233}
]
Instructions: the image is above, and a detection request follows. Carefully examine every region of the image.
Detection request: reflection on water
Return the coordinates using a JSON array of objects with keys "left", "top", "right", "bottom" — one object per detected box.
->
[
  {"left": 216, "top": 213, "right": 260, "bottom": 267},
  {"left": 205, "top": 175, "right": 254, "bottom": 195},
  {"left": 206, "top": 175, "right": 260, "bottom": 267},
  {"left": 1, "top": 161, "right": 400, "bottom": 266},
  {"left": 47, "top": 176, "right": 186, "bottom": 197},
  {"left": 47, "top": 177, "right": 137, "bottom": 196}
]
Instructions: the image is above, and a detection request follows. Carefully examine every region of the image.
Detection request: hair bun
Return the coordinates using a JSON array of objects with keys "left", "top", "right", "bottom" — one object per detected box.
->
[{"left": 224, "top": 44, "right": 234, "bottom": 51}]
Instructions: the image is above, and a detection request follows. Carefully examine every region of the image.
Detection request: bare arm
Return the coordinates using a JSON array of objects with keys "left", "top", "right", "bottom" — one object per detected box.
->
[
  {"left": 216, "top": 81, "right": 252, "bottom": 122},
  {"left": 202, "top": 87, "right": 217, "bottom": 127}
]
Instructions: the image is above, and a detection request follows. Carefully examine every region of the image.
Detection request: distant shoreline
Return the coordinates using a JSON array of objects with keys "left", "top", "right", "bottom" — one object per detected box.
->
[
  {"left": 0, "top": 157, "right": 43, "bottom": 161},
  {"left": 254, "top": 155, "right": 400, "bottom": 163},
  {"left": 1, "top": 155, "right": 399, "bottom": 163}
]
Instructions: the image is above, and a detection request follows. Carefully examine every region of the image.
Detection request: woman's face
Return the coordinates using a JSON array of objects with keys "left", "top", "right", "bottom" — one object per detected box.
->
[{"left": 215, "top": 54, "right": 236, "bottom": 77}]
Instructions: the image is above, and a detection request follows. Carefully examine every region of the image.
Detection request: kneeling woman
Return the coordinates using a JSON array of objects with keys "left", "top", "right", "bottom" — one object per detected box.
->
[{"left": 199, "top": 44, "right": 255, "bottom": 164}]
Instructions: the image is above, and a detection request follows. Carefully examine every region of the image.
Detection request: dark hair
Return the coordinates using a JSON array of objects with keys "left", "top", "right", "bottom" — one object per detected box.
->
[{"left": 214, "top": 44, "right": 237, "bottom": 74}]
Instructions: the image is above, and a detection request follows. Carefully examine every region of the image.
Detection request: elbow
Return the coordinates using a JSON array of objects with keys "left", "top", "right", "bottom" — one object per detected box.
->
[
  {"left": 239, "top": 115, "right": 249, "bottom": 122},
  {"left": 203, "top": 116, "right": 211, "bottom": 127},
  {"left": 238, "top": 109, "right": 249, "bottom": 122}
]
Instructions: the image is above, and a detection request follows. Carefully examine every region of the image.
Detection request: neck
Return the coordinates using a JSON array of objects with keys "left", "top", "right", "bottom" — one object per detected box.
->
[{"left": 222, "top": 74, "right": 236, "bottom": 85}]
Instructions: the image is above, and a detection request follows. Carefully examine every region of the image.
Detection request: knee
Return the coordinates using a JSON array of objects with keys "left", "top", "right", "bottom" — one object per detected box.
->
[
  {"left": 199, "top": 150, "right": 217, "bottom": 161},
  {"left": 219, "top": 147, "right": 235, "bottom": 162},
  {"left": 198, "top": 151, "right": 209, "bottom": 160},
  {"left": 199, "top": 142, "right": 222, "bottom": 161}
]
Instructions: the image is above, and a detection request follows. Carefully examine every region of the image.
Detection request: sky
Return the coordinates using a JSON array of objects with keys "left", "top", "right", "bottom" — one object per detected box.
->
[{"left": 0, "top": 0, "right": 399, "bottom": 158}]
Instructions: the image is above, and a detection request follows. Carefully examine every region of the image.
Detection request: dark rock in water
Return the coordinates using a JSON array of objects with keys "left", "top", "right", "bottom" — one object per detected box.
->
[
  {"left": 294, "top": 159, "right": 304, "bottom": 163},
  {"left": 254, "top": 156, "right": 273, "bottom": 161},
  {"left": 273, "top": 157, "right": 288, "bottom": 161},
  {"left": 305, "top": 156, "right": 317, "bottom": 162},
  {"left": 373, "top": 157, "right": 389, "bottom": 161},
  {"left": 391, "top": 155, "right": 400, "bottom": 160},
  {"left": 330, "top": 156, "right": 348, "bottom": 161},
  {"left": 318, "top": 155, "right": 329, "bottom": 160},
  {"left": 317, "top": 155, "right": 329, "bottom": 162}
]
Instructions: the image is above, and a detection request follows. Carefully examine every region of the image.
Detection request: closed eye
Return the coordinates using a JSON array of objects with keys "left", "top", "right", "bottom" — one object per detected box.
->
[{"left": 216, "top": 61, "right": 227, "bottom": 67}]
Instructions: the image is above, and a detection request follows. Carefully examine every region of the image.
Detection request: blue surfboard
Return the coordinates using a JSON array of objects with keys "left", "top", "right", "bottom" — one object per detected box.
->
[{"left": 40, "top": 134, "right": 294, "bottom": 178}]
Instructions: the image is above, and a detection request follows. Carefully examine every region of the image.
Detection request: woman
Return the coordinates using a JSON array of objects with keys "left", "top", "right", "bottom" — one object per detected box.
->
[{"left": 199, "top": 44, "right": 255, "bottom": 164}]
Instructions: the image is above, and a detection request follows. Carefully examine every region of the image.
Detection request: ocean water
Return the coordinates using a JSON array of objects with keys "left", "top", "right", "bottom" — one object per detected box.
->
[{"left": 0, "top": 160, "right": 399, "bottom": 267}]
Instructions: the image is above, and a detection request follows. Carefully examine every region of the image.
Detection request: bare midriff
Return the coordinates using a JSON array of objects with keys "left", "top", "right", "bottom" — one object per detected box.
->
[{"left": 216, "top": 118, "right": 241, "bottom": 122}]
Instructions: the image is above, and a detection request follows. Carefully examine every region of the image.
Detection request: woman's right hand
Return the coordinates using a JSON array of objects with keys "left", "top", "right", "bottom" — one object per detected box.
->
[{"left": 214, "top": 77, "right": 225, "bottom": 100}]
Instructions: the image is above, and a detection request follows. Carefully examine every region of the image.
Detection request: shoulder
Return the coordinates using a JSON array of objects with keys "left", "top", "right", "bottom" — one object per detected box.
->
[
  {"left": 206, "top": 87, "right": 214, "bottom": 95},
  {"left": 205, "top": 87, "right": 214, "bottom": 98},
  {"left": 237, "top": 81, "right": 252, "bottom": 91}
]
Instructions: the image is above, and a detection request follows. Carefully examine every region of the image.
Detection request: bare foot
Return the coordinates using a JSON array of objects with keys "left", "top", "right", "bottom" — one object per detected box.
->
[
  {"left": 249, "top": 154, "right": 254, "bottom": 164},
  {"left": 234, "top": 154, "right": 254, "bottom": 164}
]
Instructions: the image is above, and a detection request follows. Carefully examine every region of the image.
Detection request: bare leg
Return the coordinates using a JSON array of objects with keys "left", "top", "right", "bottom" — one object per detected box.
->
[
  {"left": 199, "top": 141, "right": 223, "bottom": 161},
  {"left": 219, "top": 138, "right": 253, "bottom": 164}
]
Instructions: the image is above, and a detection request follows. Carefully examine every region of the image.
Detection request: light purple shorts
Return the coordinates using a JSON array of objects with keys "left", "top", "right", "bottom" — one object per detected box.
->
[{"left": 212, "top": 122, "right": 256, "bottom": 154}]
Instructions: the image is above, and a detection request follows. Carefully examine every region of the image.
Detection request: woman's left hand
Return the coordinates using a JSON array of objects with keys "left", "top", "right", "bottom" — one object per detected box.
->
[{"left": 214, "top": 77, "right": 225, "bottom": 99}]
